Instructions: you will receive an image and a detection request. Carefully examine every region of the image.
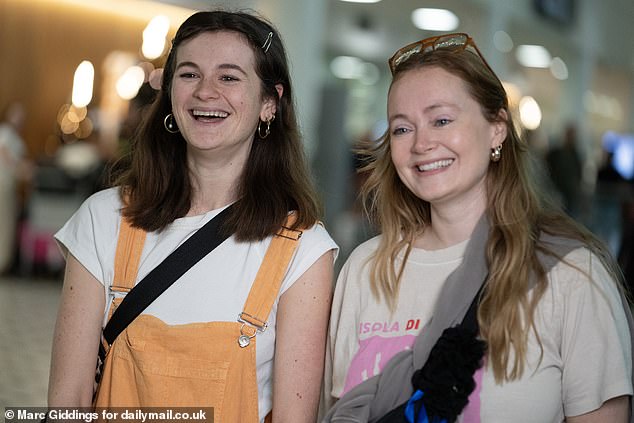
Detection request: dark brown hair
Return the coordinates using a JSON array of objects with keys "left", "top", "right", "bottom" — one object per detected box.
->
[{"left": 113, "top": 10, "right": 320, "bottom": 240}]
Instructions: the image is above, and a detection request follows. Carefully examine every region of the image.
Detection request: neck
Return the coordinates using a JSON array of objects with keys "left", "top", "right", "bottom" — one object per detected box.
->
[
  {"left": 186, "top": 155, "right": 243, "bottom": 216},
  {"left": 416, "top": 200, "right": 486, "bottom": 250}
]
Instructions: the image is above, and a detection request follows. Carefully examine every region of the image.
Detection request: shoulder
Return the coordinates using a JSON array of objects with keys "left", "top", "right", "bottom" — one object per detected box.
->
[
  {"left": 534, "top": 231, "right": 623, "bottom": 310},
  {"left": 55, "top": 187, "right": 123, "bottom": 246},
  {"left": 294, "top": 220, "right": 339, "bottom": 260},
  {"left": 54, "top": 187, "right": 124, "bottom": 285},
  {"left": 544, "top": 244, "right": 622, "bottom": 308},
  {"left": 275, "top": 220, "right": 339, "bottom": 295},
  {"left": 301, "top": 220, "right": 336, "bottom": 243},
  {"left": 81, "top": 188, "right": 124, "bottom": 227},
  {"left": 346, "top": 234, "right": 381, "bottom": 265},
  {"left": 335, "top": 235, "right": 382, "bottom": 288},
  {"left": 545, "top": 243, "right": 609, "bottom": 282},
  {"left": 542, "top": 240, "right": 599, "bottom": 282},
  {"left": 79, "top": 187, "right": 122, "bottom": 213}
]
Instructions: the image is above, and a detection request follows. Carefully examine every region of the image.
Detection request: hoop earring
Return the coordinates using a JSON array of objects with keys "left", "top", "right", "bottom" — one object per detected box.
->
[
  {"left": 258, "top": 115, "right": 274, "bottom": 139},
  {"left": 490, "top": 145, "right": 502, "bottom": 162},
  {"left": 164, "top": 113, "right": 179, "bottom": 133}
]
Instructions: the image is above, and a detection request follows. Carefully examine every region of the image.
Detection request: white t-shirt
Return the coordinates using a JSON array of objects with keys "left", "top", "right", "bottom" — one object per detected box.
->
[
  {"left": 326, "top": 234, "right": 632, "bottom": 422},
  {"left": 55, "top": 187, "right": 339, "bottom": 420}
]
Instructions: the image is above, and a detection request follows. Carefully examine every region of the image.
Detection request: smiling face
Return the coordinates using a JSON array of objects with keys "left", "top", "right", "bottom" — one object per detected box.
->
[
  {"left": 388, "top": 66, "right": 505, "bottom": 212},
  {"left": 170, "top": 30, "right": 276, "bottom": 160}
]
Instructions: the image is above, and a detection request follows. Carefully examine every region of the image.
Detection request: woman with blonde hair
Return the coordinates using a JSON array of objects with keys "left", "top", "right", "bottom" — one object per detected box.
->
[{"left": 324, "top": 33, "right": 633, "bottom": 422}]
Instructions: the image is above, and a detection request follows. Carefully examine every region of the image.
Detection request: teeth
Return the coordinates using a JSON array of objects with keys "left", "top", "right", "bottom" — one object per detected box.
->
[
  {"left": 417, "top": 159, "right": 453, "bottom": 171},
  {"left": 192, "top": 110, "right": 228, "bottom": 118}
]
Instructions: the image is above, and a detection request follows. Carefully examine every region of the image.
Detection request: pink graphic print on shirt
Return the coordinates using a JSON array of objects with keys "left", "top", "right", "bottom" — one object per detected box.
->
[
  {"left": 342, "top": 333, "right": 417, "bottom": 395},
  {"left": 461, "top": 365, "right": 484, "bottom": 422}
]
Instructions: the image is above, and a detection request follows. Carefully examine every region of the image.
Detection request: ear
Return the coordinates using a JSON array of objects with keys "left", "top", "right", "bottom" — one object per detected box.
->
[
  {"left": 274, "top": 83, "right": 283, "bottom": 100},
  {"left": 260, "top": 84, "right": 284, "bottom": 121},
  {"left": 490, "top": 108, "right": 508, "bottom": 149}
]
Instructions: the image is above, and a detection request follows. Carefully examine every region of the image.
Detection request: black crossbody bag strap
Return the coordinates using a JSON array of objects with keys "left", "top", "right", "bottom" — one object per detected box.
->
[{"left": 102, "top": 203, "right": 235, "bottom": 348}]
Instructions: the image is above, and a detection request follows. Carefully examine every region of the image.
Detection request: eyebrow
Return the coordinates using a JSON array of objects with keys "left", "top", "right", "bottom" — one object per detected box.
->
[
  {"left": 388, "top": 113, "right": 409, "bottom": 124},
  {"left": 389, "top": 103, "right": 458, "bottom": 123},
  {"left": 175, "top": 61, "right": 248, "bottom": 76}
]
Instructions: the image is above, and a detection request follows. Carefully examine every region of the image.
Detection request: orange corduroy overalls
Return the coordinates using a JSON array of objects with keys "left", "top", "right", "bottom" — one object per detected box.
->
[{"left": 93, "top": 215, "right": 302, "bottom": 423}]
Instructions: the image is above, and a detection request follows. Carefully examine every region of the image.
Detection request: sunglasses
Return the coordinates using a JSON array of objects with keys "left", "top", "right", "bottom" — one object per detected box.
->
[{"left": 388, "top": 32, "right": 497, "bottom": 78}]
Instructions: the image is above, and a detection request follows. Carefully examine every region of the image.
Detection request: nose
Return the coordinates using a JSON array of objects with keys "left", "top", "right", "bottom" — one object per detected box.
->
[
  {"left": 411, "top": 129, "right": 436, "bottom": 153},
  {"left": 194, "top": 77, "right": 220, "bottom": 100}
]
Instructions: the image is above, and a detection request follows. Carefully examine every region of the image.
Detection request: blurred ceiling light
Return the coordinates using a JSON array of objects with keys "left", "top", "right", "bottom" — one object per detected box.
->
[
  {"left": 331, "top": 56, "right": 364, "bottom": 79},
  {"left": 74, "top": 117, "right": 94, "bottom": 139},
  {"left": 493, "top": 31, "right": 513, "bottom": 53},
  {"left": 142, "top": 15, "right": 170, "bottom": 59},
  {"left": 138, "top": 61, "right": 156, "bottom": 78},
  {"left": 330, "top": 56, "right": 380, "bottom": 84},
  {"left": 549, "top": 57, "right": 568, "bottom": 80},
  {"left": 72, "top": 60, "right": 95, "bottom": 108},
  {"left": 57, "top": 104, "right": 72, "bottom": 125},
  {"left": 60, "top": 114, "right": 80, "bottom": 135},
  {"left": 518, "top": 96, "right": 542, "bottom": 130},
  {"left": 339, "top": 0, "right": 382, "bottom": 3},
  {"left": 67, "top": 105, "right": 88, "bottom": 123},
  {"left": 116, "top": 65, "right": 146, "bottom": 100},
  {"left": 411, "top": 8, "right": 459, "bottom": 31},
  {"left": 515, "top": 45, "right": 551, "bottom": 68}
]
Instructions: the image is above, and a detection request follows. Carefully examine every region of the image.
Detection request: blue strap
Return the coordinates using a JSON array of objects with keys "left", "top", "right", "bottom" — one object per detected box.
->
[
  {"left": 404, "top": 390, "right": 448, "bottom": 423},
  {"left": 404, "top": 390, "right": 427, "bottom": 423}
]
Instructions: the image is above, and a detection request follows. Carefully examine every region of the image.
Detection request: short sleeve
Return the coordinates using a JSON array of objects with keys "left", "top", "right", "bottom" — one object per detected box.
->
[
  {"left": 54, "top": 188, "right": 122, "bottom": 286},
  {"left": 325, "top": 255, "right": 360, "bottom": 403},
  {"left": 278, "top": 222, "right": 339, "bottom": 295},
  {"left": 326, "top": 237, "right": 381, "bottom": 402},
  {"left": 557, "top": 249, "right": 633, "bottom": 416}
]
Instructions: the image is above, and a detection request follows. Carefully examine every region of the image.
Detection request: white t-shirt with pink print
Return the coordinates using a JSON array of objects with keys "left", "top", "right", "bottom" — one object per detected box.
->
[
  {"left": 325, "top": 235, "right": 466, "bottom": 401},
  {"left": 325, "top": 235, "right": 632, "bottom": 422}
]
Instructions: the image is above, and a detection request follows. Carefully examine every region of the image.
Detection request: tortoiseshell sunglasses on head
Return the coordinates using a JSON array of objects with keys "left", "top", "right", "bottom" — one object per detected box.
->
[{"left": 388, "top": 32, "right": 497, "bottom": 78}]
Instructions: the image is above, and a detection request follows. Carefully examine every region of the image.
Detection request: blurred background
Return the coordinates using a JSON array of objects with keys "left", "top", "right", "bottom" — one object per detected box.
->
[{"left": 1, "top": 0, "right": 633, "bottom": 407}]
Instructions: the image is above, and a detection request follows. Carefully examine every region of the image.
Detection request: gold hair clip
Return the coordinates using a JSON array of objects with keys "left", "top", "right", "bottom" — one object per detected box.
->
[{"left": 262, "top": 31, "right": 273, "bottom": 53}]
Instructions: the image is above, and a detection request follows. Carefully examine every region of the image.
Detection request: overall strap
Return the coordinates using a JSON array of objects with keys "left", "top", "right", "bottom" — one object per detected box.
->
[
  {"left": 97, "top": 216, "right": 147, "bottom": 384},
  {"left": 238, "top": 213, "right": 303, "bottom": 336},
  {"left": 111, "top": 217, "right": 147, "bottom": 294}
]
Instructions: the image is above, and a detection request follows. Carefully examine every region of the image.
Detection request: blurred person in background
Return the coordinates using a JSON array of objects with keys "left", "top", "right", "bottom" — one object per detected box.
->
[
  {"left": 0, "top": 101, "right": 30, "bottom": 275},
  {"left": 595, "top": 149, "right": 634, "bottom": 298},
  {"left": 48, "top": 10, "right": 337, "bottom": 423},
  {"left": 324, "top": 33, "right": 632, "bottom": 423},
  {"left": 332, "top": 141, "right": 378, "bottom": 266},
  {"left": 546, "top": 123, "right": 583, "bottom": 218},
  {"left": 594, "top": 149, "right": 632, "bottom": 254}
]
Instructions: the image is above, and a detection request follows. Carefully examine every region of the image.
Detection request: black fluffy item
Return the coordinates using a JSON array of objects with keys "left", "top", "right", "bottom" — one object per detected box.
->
[{"left": 410, "top": 326, "right": 486, "bottom": 423}]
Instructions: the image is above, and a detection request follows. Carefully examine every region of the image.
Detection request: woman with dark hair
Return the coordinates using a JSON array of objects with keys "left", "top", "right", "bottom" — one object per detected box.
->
[
  {"left": 48, "top": 10, "right": 337, "bottom": 422},
  {"left": 324, "top": 33, "right": 632, "bottom": 422}
]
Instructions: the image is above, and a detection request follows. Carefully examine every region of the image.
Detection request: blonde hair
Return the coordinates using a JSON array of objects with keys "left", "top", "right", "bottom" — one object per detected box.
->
[{"left": 360, "top": 47, "right": 624, "bottom": 382}]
